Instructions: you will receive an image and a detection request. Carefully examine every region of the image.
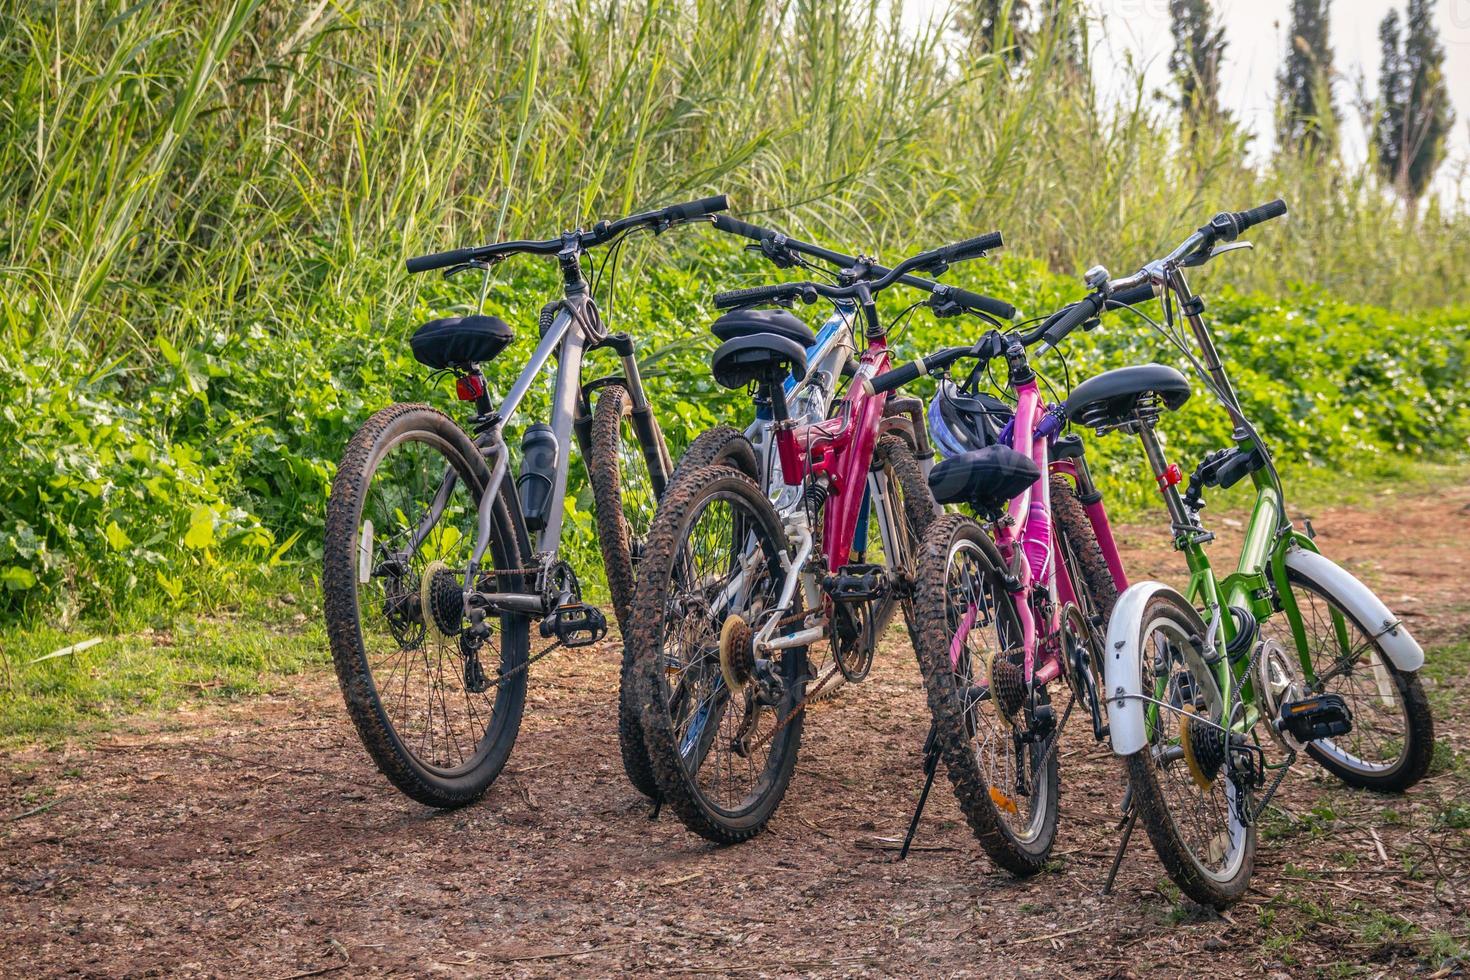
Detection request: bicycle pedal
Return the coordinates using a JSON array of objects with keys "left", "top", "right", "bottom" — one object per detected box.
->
[
  {"left": 822, "top": 563, "right": 888, "bottom": 603},
  {"left": 1276, "top": 693, "right": 1353, "bottom": 743},
  {"left": 540, "top": 602, "right": 608, "bottom": 647}
]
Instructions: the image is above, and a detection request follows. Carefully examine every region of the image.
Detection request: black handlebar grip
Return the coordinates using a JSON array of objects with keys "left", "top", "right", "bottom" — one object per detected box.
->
[
  {"left": 938, "top": 231, "right": 1004, "bottom": 265},
  {"left": 941, "top": 285, "right": 1016, "bottom": 320},
  {"left": 712, "top": 283, "right": 799, "bottom": 310},
  {"left": 1231, "top": 198, "right": 1287, "bottom": 232},
  {"left": 1105, "top": 282, "right": 1157, "bottom": 308},
  {"left": 864, "top": 345, "right": 973, "bottom": 395},
  {"left": 1040, "top": 295, "right": 1102, "bottom": 348},
  {"left": 711, "top": 213, "right": 776, "bottom": 242},
  {"left": 664, "top": 195, "right": 729, "bottom": 223},
  {"left": 865, "top": 360, "right": 925, "bottom": 396},
  {"left": 406, "top": 246, "right": 478, "bottom": 274}
]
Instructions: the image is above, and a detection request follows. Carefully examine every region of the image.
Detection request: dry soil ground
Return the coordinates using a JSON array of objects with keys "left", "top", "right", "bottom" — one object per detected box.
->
[{"left": 3, "top": 483, "right": 1469, "bottom": 978}]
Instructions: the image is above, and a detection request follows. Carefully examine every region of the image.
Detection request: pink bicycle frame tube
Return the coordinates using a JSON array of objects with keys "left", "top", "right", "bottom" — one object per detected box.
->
[
  {"left": 770, "top": 335, "right": 894, "bottom": 576},
  {"left": 819, "top": 343, "right": 892, "bottom": 573}
]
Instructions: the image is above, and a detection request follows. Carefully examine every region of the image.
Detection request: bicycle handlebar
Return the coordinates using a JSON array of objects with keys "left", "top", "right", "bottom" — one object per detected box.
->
[
  {"left": 710, "top": 227, "right": 1014, "bottom": 318},
  {"left": 405, "top": 195, "right": 731, "bottom": 273},
  {"left": 712, "top": 283, "right": 815, "bottom": 309},
  {"left": 865, "top": 281, "right": 1161, "bottom": 396}
]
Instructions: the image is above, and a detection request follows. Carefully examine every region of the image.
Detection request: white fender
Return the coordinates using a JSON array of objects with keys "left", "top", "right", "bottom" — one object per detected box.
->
[
  {"left": 1282, "top": 547, "right": 1424, "bottom": 672},
  {"left": 1102, "top": 581, "right": 1206, "bottom": 757}
]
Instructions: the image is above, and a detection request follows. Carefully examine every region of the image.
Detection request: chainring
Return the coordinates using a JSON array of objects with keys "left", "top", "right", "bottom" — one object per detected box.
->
[{"left": 1253, "top": 637, "right": 1307, "bottom": 752}]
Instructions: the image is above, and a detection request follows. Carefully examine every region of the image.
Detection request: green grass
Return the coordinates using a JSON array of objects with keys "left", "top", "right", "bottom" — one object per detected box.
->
[{"left": 0, "top": 570, "right": 323, "bottom": 745}]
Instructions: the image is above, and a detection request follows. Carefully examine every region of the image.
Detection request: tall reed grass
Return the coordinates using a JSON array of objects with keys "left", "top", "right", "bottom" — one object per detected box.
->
[{"left": 3, "top": 0, "right": 1466, "bottom": 362}]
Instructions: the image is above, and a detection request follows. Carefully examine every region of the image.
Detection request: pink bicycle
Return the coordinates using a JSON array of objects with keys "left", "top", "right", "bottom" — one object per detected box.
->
[
  {"left": 865, "top": 285, "right": 1153, "bottom": 873},
  {"left": 624, "top": 231, "right": 1013, "bottom": 843}
]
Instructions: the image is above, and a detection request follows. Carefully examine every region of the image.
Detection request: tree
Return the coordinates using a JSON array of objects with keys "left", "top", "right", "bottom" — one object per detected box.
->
[
  {"left": 1375, "top": 0, "right": 1456, "bottom": 207},
  {"left": 1168, "top": 0, "right": 1228, "bottom": 121},
  {"left": 957, "top": 0, "right": 1031, "bottom": 63},
  {"left": 955, "top": 0, "right": 1085, "bottom": 72},
  {"left": 1277, "top": 0, "right": 1338, "bottom": 152}
]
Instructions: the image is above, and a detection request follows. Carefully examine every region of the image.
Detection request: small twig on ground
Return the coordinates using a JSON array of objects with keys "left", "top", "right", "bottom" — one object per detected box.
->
[
  {"left": 1369, "top": 826, "right": 1389, "bottom": 864},
  {"left": 237, "top": 826, "right": 303, "bottom": 854},
  {"left": 1003, "top": 925, "right": 1090, "bottom": 946},
  {"left": 272, "top": 962, "right": 347, "bottom": 980},
  {"left": 486, "top": 942, "right": 635, "bottom": 964},
  {"left": 8, "top": 797, "right": 67, "bottom": 822},
  {"left": 855, "top": 836, "right": 955, "bottom": 853},
  {"left": 27, "top": 637, "right": 104, "bottom": 665},
  {"left": 795, "top": 765, "right": 850, "bottom": 787},
  {"left": 190, "top": 746, "right": 336, "bottom": 780}
]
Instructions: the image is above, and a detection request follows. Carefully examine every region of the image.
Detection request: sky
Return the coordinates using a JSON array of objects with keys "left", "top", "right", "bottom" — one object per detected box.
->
[{"left": 900, "top": 0, "right": 1470, "bottom": 200}]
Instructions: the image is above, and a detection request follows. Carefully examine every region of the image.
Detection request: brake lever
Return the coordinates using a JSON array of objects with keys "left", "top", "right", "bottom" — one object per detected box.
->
[
  {"left": 1181, "top": 240, "right": 1253, "bottom": 268},
  {"left": 757, "top": 238, "right": 800, "bottom": 269},
  {"left": 442, "top": 259, "right": 496, "bottom": 279}
]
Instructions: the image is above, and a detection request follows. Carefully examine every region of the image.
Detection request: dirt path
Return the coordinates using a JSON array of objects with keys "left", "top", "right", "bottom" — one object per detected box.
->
[{"left": 4, "top": 484, "right": 1469, "bottom": 977}]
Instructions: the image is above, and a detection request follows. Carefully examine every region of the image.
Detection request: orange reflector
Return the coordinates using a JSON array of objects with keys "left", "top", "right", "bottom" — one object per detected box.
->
[{"left": 989, "top": 786, "right": 1019, "bottom": 815}]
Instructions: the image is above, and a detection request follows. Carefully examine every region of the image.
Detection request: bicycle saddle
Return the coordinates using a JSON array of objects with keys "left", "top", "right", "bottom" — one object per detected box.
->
[
  {"left": 710, "top": 307, "right": 816, "bottom": 348},
  {"left": 928, "top": 444, "right": 1040, "bottom": 513},
  {"left": 1063, "top": 363, "right": 1191, "bottom": 429},
  {"left": 711, "top": 333, "right": 808, "bottom": 391},
  {"left": 410, "top": 315, "right": 515, "bottom": 370}
]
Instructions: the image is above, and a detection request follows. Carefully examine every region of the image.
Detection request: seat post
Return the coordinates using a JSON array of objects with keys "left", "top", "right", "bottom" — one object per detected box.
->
[{"left": 1134, "top": 416, "right": 1192, "bottom": 531}]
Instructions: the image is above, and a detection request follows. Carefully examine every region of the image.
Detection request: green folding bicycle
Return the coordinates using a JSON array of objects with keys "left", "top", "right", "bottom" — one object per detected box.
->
[{"left": 1042, "top": 199, "right": 1435, "bottom": 908}]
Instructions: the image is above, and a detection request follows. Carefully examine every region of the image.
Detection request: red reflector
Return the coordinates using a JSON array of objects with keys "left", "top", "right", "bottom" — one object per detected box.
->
[
  {"left": 456, "top": 375, "right": 486, "bottom": 401},
  {"left": 1158, "top": 463, "right": 1182, "bottom": 489}
]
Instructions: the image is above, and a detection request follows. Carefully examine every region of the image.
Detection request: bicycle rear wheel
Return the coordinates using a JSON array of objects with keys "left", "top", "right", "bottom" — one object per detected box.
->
[
  {"left": 629, "top": 465, "right": 805, "bottom": 843},
  {"left": 323, "top": 404, "right": 532, "bottom": 807},
  {"left": 912, "top": 514, "right": 1059, "bottom": 876},
  {"left": 1122, "top": 589, "right": 1254, "bottom": 908}
]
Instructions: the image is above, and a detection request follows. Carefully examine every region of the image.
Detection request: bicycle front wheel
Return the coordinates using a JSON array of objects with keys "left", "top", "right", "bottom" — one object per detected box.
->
[
  {"left": 323, "top": 404, "right": 532, "bottom": 808},
  {"left": 1122, "top": 589, "right": 1254, "bottom": 908},
  {"left": 588, "top": 383, "right": 664, "bottom": 632},
  {"left": 912, "top": 514, "right": 1059, "bottom": 876},
  {"left": 628, "top": 465, "right": 805, "bottom": 844},
  {"left": 614, "top": 424, "right": 758, "bottom": 801}
]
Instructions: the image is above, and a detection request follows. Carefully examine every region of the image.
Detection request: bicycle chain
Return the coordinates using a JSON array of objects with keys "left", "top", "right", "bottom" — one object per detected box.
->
[
  {"left": 1031, "top": 690, "right": 1078, "bottom": 779},
  {"left": 467, "top": 638, "right": 566, "bottom": 693},
  {"left": 744, "top": 659, "right": 843, "bottom": 755}
]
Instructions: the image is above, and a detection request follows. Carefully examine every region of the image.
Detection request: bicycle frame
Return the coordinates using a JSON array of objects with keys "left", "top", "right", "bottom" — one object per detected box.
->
[
  {"left": 965, "top": 371, "right": 1130, "bottom": 692},
  {"left": 413, "top": 260, "right": 670, "bottom": 617},
  {"left": 1130, "top": 265, "right": 1341, "bottom": 738},
  {"left": 736, "top": 313, "right": 919, "bottom": 656}
]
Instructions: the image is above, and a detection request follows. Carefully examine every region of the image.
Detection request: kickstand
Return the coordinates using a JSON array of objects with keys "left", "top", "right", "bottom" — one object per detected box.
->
[
  {"left": 899, "top": 723, "right": 941, "bottom": 861},
  {"left": 1102, "top": 794, "right": 1138, "bottom": 895},
  {"left": 648, "top": 799, "right": 661, "bottom": 821}
]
